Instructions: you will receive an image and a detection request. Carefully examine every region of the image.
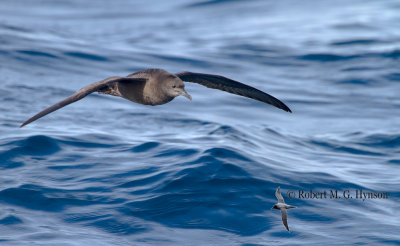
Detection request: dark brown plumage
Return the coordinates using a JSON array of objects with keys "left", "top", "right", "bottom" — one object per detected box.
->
[
  {"left": 20, "top": 68, "right": 291, "bottom": 128},
  {"left": 175, "top": 71, "right": 292, "bottom": 113}
]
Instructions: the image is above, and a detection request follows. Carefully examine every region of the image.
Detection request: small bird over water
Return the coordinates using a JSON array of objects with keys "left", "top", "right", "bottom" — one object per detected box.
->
[
  {"left": 272, "top": 186, "right": 296, "bottom": 232},
  {"left": 20, "top": 68, "right": 291, "bottom": 127}
]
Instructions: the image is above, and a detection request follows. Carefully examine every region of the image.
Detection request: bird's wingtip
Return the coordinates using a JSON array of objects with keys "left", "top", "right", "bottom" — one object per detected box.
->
[
  {"left": 275, "top": 102, "right": 292, "bottom": 113},
  {"left": 282, "top": 105, "right": 292, "bottom": 113},
  {"left": 19, "top": 120, "right": 30, "bottom": 128}
]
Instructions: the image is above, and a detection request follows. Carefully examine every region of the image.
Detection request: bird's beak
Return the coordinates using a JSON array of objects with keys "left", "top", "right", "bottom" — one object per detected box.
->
[{"left": 180, "top": 89, "right": 192, "bottom": 101}]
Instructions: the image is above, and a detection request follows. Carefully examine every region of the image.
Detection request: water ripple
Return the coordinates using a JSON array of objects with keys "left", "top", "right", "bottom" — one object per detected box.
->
[{"left": 1, "top": 0, "right": 400, "bottom": 244}]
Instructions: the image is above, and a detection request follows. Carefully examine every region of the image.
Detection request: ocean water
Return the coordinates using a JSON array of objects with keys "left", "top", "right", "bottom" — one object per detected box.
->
[{"left": 1, "top": 0, "right": 400, "bottom": 245}]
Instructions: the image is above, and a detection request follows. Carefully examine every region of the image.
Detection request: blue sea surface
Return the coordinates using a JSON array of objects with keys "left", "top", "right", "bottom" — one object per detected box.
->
[{"left": 1, "top": 0, "right": 400, "bottom": 245}]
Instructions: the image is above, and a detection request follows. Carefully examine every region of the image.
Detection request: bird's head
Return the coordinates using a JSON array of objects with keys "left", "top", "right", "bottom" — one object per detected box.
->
[
  {"left": 271, "top": 204, "right": 279, "bottom": 210},
  {"left": 163, "top": 75, "right": 192, "bottom": 100}
]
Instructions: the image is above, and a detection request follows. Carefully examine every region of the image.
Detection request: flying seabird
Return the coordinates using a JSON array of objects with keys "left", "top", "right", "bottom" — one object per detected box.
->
[
  {"left": 272, "top": 186, "right": 296, "bottom": 232},
  {"left": 20, "top": 68, "right": 291, "bottom": 127}
]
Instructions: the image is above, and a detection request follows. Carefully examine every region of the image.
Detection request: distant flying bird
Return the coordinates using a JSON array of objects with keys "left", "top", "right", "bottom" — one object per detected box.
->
[
  {"left": 272, "top": 186, "right": 296, "bottom": 231},
  {"left": 20, "top": 68, "right": 291, "bottom": 127}
]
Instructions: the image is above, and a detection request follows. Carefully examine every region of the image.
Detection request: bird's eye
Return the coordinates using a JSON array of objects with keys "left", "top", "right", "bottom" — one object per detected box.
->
[{"left": 172, "top": 85, "right": 176, "bottom": 88}]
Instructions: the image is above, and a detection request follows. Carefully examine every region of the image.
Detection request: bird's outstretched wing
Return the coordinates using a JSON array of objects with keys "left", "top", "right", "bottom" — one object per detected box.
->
[
  {"left": 275, "top": 186, "right": 285, "bottom": 203},
  {"left": 175, "top": 71, "right": 291, "bottom": 113},
  {"left": 280, "top": 208, "right": 290, "bottom": 231},
  {"left": 20, "top": 77, "right": 146, "bottom": 127}
]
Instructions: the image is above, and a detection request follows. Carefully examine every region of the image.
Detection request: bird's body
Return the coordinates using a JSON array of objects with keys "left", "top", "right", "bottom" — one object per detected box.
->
[
  {"left": 272, "top": 187, "right": 296, "bottom": 232},
  {"left": 20, "top": 68, "right": 291, "bottom": 127},
  {"left": 99, "top": 69, "right": 178, "bottom": 105}
]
